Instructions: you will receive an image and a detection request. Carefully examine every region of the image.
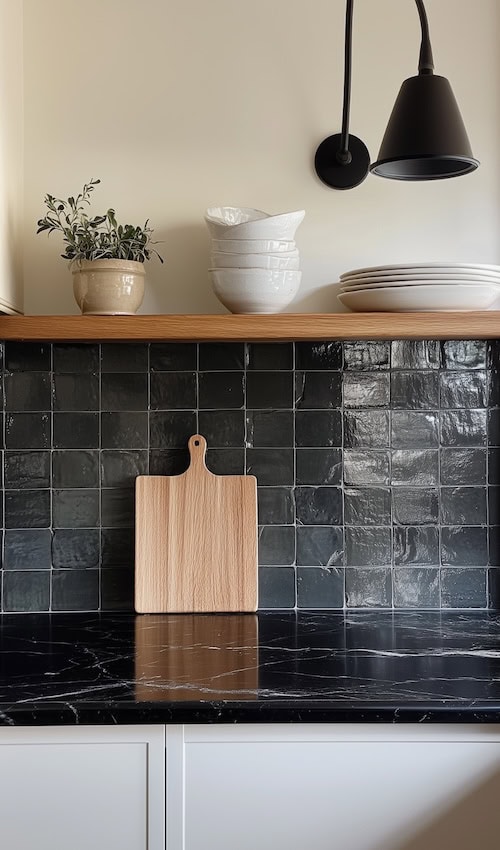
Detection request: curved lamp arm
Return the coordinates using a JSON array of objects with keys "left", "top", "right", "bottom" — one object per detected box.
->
[{"left": 315, "top": 0, "right": 478, "bottom": 189}]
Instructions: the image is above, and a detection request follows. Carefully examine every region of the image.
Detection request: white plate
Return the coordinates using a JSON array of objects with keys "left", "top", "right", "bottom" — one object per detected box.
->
[
  {"left": 340, "top": 275, "right": 500, "bottom": 291},
  {"left": 341, "top": 268, "right": 500, "bottom": 283},
  {"left": 340, "top": 262, "right": 500, "bottom": 279},
  {"left": 338, "top": 284, "right": 500, "bottom": 312}
]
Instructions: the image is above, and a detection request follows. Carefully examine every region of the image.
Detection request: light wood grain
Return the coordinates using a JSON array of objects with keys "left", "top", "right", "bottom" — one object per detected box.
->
[
  {"left": 1, "top": 312, "right": 500, "bottom": 341},
  {"left": 134, "top": 614, "right": 258, "bottom": 700},
  {"left": 135, "top": 435, "right": 257, "bottom": 613}
]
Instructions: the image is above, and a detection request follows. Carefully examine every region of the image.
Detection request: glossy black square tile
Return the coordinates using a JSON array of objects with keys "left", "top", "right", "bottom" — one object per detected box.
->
[
  {"left": 343, "top": 451, "right": 390, "bottom": 485},
  {"left": 343, "top": 341, "right": 390, "bottom": 370},
  {"left": 295, "top": 342, "right": 341, "bottom": 371},
  {"left": 296, "top": 567, "right": 344, "bottom": 609},
  {"left": 344, "top": 487, "right": 391, "bottom": 526},
  {"left": 5, "top": 413, "right": 50, "bottom": 449},
  {"left": 295, "top": 449, "right": 342, "bottom": 485},
  {"left": 5, "top": 372, "right": 50, "bottom": 411},
  {"left": 196, "top": 409, "right": 247, "bottom": 449},
  {"left": 439, "top": 372, "right": 487, "bottom": 409},
  {"left": 102, "top": 373, "right": 149, "bottom": 411},
  {"left": 391, "top": 450, "right": 439, "bottom": 485},
  {"left": 206, "top": 449, "right": 245, "bottom": 475},
  {"left": 440, "top": 410, "right": 487, "bottom": 447},
  {"left": 440, "top": 487, "right": 487, "bottom": 526},
  {"left": 101, "top": 450, "right": 148, "bottom": 487},
  {"left": 346, "top": 568, "right": 392, "bottom": 608},
  {"left": 101, "top": 488, "right": 135, "bottom": 528},
  {"left": 3, "top": 571, "right": 49, "bottom": 612},
  {"left": 150, "top": 343, "right": 196, "bottom": 371},
  {"left": 101, "top": 569, "right": 134, "bottom": 610},
  {"left": 440, "top": 568, "right": 487, "bottom": 608},
  {"left": 489, "top": 449, "right": 500, "bottom": 485},
  {"left": 390, "top": 372, "right": 439, "bottom": 409},
  {"left": 51, "top": 570, "right": 100, "bottom": 611},
  {"left": 295, "top": 486, "right": 342, "bottom": 525},
  {"left": 54, "top": 412, "right": 99, "bottom": 449},
  {"left": 345, "top": 526, "right": 391, "bottom": 566},
  {"left": 295, "top": 410, "right": 342, "bottom": 447},
  {"left": 441, "top": 340, "right": 486, "bottom": 370},
  {"left": 488, "top": 567, "right": 500, "bottom": 607},
  {"left": 391, "top": 411, "right": 438, "bottom": 449},
  {"left": 258, "top": 567, "right": 296, "bottom": 608},
  {"left": 343, "top": 373, "right": 390, "bottom": 408},
  {"left": 393, "top": 568, "right": 440, "bottom": 608},
  {"left": 246, "top": 449, "right": 293, "bottom": 485},
  {"left": 296, "top": 526, "right": 343, "bottom": 567},
  {"left": 101, "top": 410, "right": 148, "bottom": 453},
  {"left": 150, "top": 372, "right": 196, "bottom": 410},
  {"left": 441, "top": 526, "right": 488, "bottom": 566},
  {"left": 394, "top": 526, "right": 439, "bottom": 566},
  {"left": 53, "top": 343, "right": 99, "bottom": 373},
  {"left": 440, "top": 448, "right": 486, "bottom": 485},
  {"left": 149, "top": 449, "right": 190, "bottom": 476},
  {"left": 391, "top": 341, "right": 440, "bottom": 370},
  {"left": 5, "top": 342, "right": 50, "bottom": 372},
  {"left": 4, "top": 451, "right": 50, "bottom": 489},
  {"left": 245, "top": 411, "right": 293, "bottom": 447},
  {"left": 246, "top": 371, "right": 293, "bottom": 409},
  {"left": 5, "top": 490, "right": 50, "bottom": 528},
  {"left": 199, "top": 343, "right": 244, "bottom": 371},
  {"left": 489, "top": 408, "right": 500, "bottom": 445},
  {"left": 199, "top": 372, "right": 244, "bottom": 409},
  {"left": 488, "top": 372, "right": 500, "bottom": 408},
  {"left": 295, "top": 372, "right": 341, "bottom": 409},
  {"left": 101, "top": 343, "right": 148, "bottom": 372},
  {"left": 53, "top": 489, "right": 99, "bottom": 529},
  {"left": 343, "top": 410, "right": 390, "bottom": 448},
  {"left": 53, "top": 450, "right": 99, "bottom": 489},
  {"left": 257, "top": 488, "right": 294, "bottom": 525},
  {"left": 247, "top": 343, "right": 293, "bottom": 371},
  {"left": 53, "top": 373, "right": 99, "bottom": 411},
  {"left": 149, "top": 411, "right": 196, "bottom": 449},
  {"left": 489, "top": 527, "right": 500, "bottom": 567},
  {"left": 258, "top": 526, "right": 295, "bottom": 565},
  {"left": 101, "top": 528, "right": 135, "bottom": 568},
  {"left": 392, "top": 487, "right": 439, "bottom": 525},
  {"left": 52, "top": 529, "right": 100, "bottom": 569},
  {"left": 3, "top": 529, "right": 52, "bottom": 570}
]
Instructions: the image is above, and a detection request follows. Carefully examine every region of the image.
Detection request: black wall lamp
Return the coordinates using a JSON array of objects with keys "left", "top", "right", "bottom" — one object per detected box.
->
[{"left": 314, "top": 0, "right": 479, "bottom": 189}]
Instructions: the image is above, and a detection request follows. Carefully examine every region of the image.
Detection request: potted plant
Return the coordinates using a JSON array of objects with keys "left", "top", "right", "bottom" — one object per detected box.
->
[{"left": 37, "top": 178, "right": 163, "bottom": 315}]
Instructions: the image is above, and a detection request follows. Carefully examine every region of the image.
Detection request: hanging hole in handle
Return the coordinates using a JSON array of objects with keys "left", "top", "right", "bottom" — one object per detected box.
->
[{"left": 194, "top": 439, "right": 200, "bottom": 446}]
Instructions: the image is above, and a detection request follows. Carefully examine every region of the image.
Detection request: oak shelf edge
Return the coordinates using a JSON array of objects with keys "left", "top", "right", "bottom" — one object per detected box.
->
[{"left": 0, "top": 312, "right": 498, "bottom": 341}]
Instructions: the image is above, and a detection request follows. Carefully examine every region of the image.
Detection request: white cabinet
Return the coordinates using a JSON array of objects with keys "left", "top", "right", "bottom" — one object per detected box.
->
[
  {"left": 181, "top": 725, "right": 500, "bottom": 850},
  {"left": 0, "top": 725, "right": 165, "bottom": 850},
  {"left": 2, "top": 723, "right": 500, "bottom": 850}
]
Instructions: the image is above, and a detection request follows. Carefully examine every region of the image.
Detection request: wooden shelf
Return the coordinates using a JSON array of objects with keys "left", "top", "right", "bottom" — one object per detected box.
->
[{"left": 0, "top": 312, "right": 499, "bottom": 342}]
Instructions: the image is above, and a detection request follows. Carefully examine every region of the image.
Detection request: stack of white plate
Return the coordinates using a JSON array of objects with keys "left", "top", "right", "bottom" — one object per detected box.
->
[
  {"left": 337, "top": 263, "right": 500, "bottom": 312},
  {"left": 205, "top": 206, "right": 304, "bottom": 313}
]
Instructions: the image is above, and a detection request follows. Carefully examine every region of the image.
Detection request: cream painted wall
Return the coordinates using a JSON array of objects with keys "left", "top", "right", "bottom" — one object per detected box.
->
[
  {"left": 0, "top": 0, "right": 23, "bottom": 313},
  {"left": 23, "top": 0, "right": 500, "bottom": 315}
]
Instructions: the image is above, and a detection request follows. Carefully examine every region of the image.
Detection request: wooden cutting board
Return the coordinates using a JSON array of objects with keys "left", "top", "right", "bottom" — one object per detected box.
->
[{"left": 135, "top": 434, "right": 258, "bottom": 613}]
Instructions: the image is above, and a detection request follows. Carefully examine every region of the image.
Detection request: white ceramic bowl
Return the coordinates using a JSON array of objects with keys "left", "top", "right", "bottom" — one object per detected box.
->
[
  {"left": 338, "top": 284, "right": 500, "bottom": 312},
  {"left": 211, "top": 238, "right": 296, "bottom": 254},
  {"left": 205, "top": 209, "right": 305, "bottom": 241},
  {"left": 211, "top": 251, "right": 300, "bottom": 270},
  {"left": 210, "top": 268, "right": 302, "bottom": 314}
]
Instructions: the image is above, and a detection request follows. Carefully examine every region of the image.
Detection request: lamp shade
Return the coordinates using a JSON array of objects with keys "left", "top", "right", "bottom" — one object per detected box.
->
[{"left": 370, "top": 74, "right": 479, "bottom": 180}]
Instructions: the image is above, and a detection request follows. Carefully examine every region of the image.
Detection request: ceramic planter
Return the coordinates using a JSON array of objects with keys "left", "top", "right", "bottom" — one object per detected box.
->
[{"left": 72, "top": 259, "right": 146, "bottom": 315}]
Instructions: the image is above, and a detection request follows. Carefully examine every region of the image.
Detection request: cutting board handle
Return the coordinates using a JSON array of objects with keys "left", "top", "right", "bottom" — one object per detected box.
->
[{"left": 187, "top": 434, "right": 208, "bottom": 473}]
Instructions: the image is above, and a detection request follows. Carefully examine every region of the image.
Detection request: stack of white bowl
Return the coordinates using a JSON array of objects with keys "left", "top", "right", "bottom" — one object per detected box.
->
[
  {"left": 337, "top": 262, "right": 500, "bottom": 312},
  {"left": 205, "top": 206, "right": 304, "bottom": 313}
]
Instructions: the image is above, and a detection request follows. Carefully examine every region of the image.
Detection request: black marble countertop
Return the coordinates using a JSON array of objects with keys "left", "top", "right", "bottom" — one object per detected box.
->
[{"left": 1, "top": 610, "right": 500, "bottom": 725}]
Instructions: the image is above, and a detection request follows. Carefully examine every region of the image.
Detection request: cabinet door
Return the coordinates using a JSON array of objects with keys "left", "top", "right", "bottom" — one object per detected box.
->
[
  {"left": 0, "top": 725, "right": 164, "bottom": 850},
  {"left": 184, "top": 725, "right": 500, "bottom": 850}
]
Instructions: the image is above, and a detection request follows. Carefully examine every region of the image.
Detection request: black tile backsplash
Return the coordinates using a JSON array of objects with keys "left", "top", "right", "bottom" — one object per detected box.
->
[{"left": 0, "top": 338, "right": 499, "bottom": 612}]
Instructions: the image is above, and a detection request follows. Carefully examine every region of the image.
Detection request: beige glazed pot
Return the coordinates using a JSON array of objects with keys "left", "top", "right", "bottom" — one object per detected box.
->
[{"left": 72, "top": 259, "right": 146, "bottom": 315}]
